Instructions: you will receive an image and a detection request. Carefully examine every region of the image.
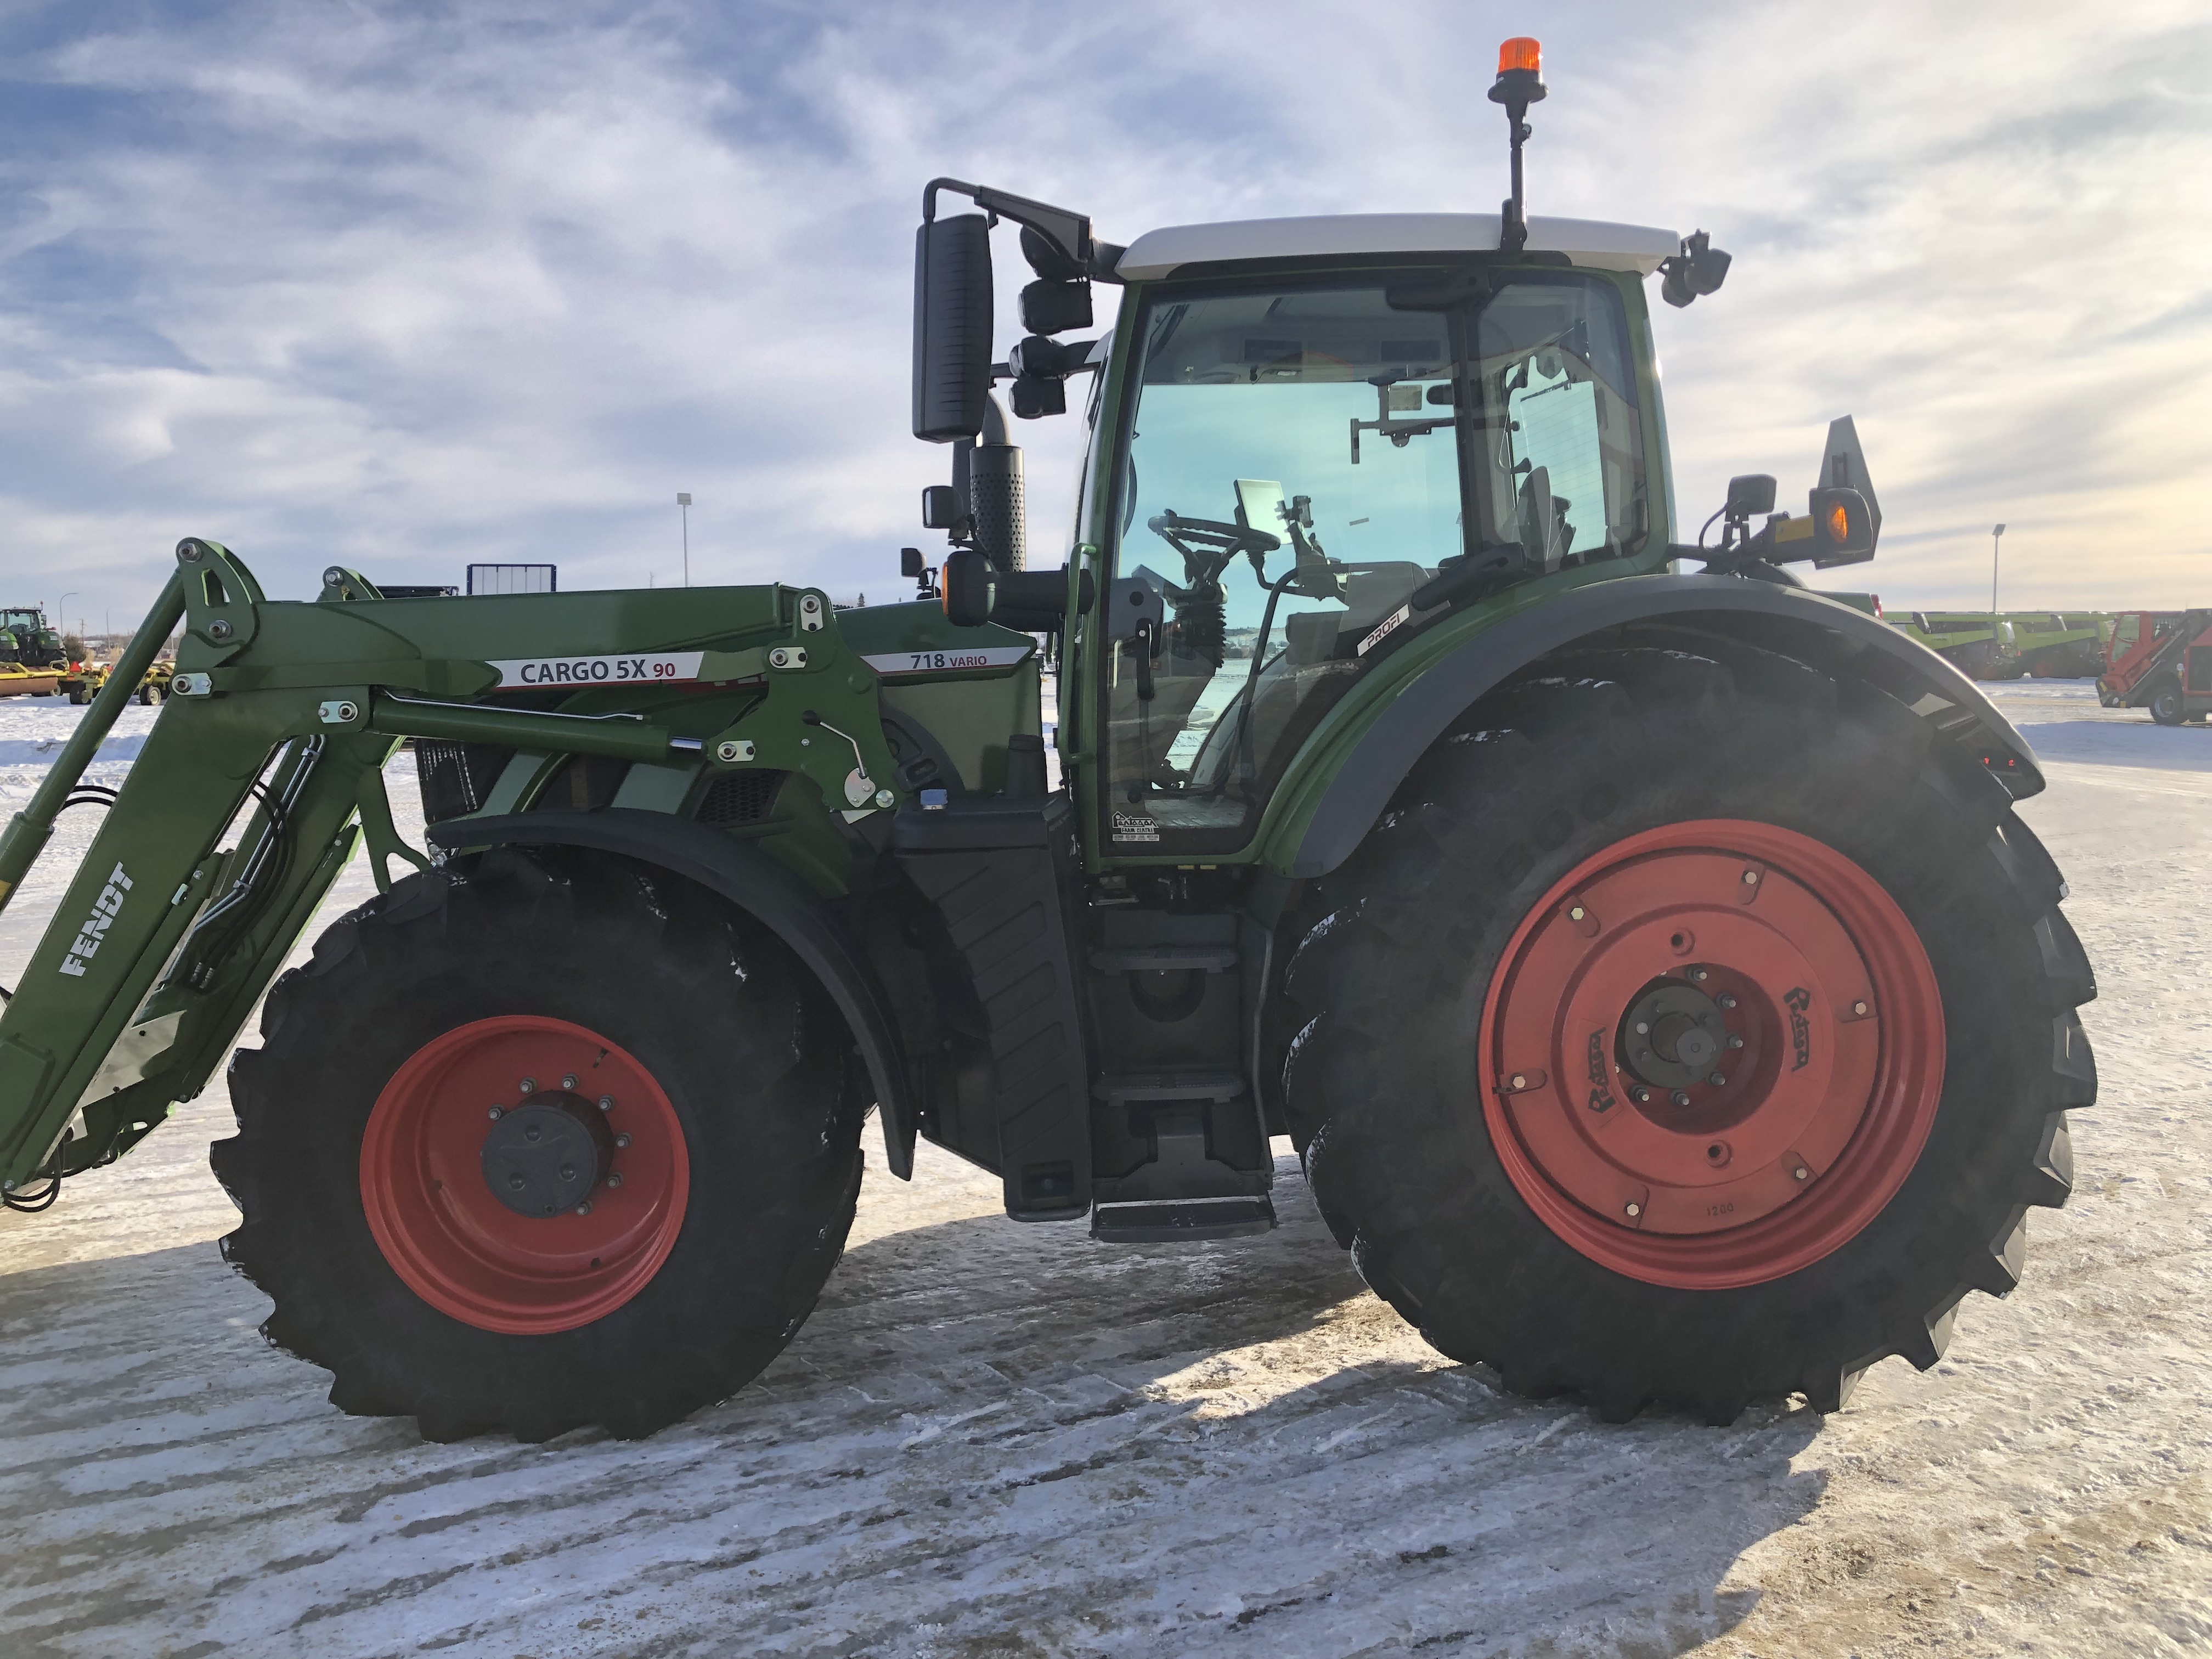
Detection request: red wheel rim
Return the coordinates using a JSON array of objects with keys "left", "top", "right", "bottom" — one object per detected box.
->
[
  {"left": 359, "top": 1015, "right": 690, "bottom": 1334},
  {"left": 1477, "top": 820, "right": 1943, "bottom": 1290}
]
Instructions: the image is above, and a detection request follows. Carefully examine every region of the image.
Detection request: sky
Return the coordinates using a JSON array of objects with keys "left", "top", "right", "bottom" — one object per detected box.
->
[{"left": 1, "top": 0, "right": 2208, "bottom": 639}]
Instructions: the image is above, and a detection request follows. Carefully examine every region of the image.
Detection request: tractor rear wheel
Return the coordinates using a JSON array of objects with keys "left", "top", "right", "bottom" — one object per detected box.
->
[
  {"left": 212, "top": 847, "right": 866, "bottom": 1441},
  {"left": 1282, "top": 645, "right": 2092, "bottom": 1423},
  {"left": 2148, "top": 675, "right": 2186, "bottom": 725}
]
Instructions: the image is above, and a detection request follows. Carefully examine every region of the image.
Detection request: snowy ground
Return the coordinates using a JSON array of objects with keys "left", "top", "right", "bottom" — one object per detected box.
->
[{"left": 1, "top": 679, "right": 2208, "bottom": 1658}]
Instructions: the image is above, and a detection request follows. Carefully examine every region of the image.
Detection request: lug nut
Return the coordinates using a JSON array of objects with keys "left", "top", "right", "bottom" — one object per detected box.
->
[
  {"left": 598, "top": 1095, "right": 616, "bottom": 1113},
  {"left": 1853, "top": 1001, "right": 1870, "bottom": 1016},
  {"left": 1671, "top": 1090, "right": 1691, "bottom": 1107},
  {"left": 1568, "top": 905, "right": 1586, "bottom": 921},
  {"left": 605, "top": 1172, "right": 624, "bottom": 1189},
  {"left": 1727, "top": 1034, "right": 1745, "bottom": 1050},
  {"left": 1624, "top": 1202, "right": 1643, "bottom": 1219},
  {"left": 1792, "top": 1166, "right": 1810, "bottom": 1182},
  {"left": 1630, "top": 1087, "right": 1651, "bottom": 1105},
  {"left": 576, "top": 1201, "right": 593, "bottom": 1216},
  {"left": 562, "top": 1074, "right": 578, "bottom": 1091},
  {"left": 1742, "top": 869, "right": 1760, "bottom": 885},
  {"left": 1690, "top": 967, "right": 1709, "bottom": 983},
  {"left": 1510, "top": 1073, "right": 1527, "bottom": 1090},
  {"left": 614, "top": 1133, "right": 631, "bottom": 1149},
  {"left": 488, "top": 1105, "right": 504, "bottom": 1120},
  {"left": 1709, "top": 1071, "right": 1727, "bottom": 1087},
  {"left": 519, "top": 1078, "right": 537, "bottom": 1094},
  {"left": 1718, "top": 994, "right": 1737, "bottom": 1010},
  {"left": 1634, "top": 1021, "right": 1650, "bottom": 1036}
]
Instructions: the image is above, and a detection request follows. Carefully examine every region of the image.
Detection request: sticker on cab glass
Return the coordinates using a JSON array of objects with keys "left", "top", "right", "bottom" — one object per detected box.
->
[
  {"left": 488, "top": 652, "right": 704, "bottom": 689},
  {"left": 860, "top": 645, "right": 1034, "bottom": 677},
  {"left": 1358, "top": 605, "right": 1410, "bottom": 657}
]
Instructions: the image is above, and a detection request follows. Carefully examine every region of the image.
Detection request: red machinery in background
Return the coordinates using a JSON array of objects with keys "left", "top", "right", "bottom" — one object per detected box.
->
[{"left": 2100, "top": 609, "right": 2212, "bottom": 724}]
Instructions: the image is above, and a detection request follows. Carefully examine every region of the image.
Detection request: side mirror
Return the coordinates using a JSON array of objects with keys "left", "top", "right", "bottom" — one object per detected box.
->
[
  {"left": 941, "top": 549, "right": 995, "bottom": 627},
  {"left": 912, "top": 214, "right": 994, "bottom": 443},
  {"left": 1807, "top": 486, "right": 1876, "bottom": 567},
  {"left": 921, "top": 484, "right": 963, "bottom": 530},
  {"left": 1725, "top": 473, "right": 1776, "bottom": 518}
]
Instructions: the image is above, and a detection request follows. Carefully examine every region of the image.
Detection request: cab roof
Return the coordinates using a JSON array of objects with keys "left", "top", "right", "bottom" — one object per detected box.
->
[{"left": 1116, "top": 213, "right": 1680, "bottom": 281}]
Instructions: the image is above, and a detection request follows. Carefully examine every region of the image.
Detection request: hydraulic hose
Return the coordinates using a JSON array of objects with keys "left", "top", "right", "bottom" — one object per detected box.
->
[{"left": 0, "top": 571, "right": 184, "bottom": 917}]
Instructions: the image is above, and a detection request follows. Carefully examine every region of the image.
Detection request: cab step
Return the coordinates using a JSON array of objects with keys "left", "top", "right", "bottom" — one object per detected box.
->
[{"left": 1090, "top": 1195, "right": 1277, "bottom": 1244}]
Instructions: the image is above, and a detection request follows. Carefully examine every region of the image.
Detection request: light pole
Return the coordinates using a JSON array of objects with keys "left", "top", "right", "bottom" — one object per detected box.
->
[
  {"left": 1989, "top": 523, "right": 2006, "bottom": 613},
  {"left": 676, "top": 493, "right": 692, "bottom": 588}
]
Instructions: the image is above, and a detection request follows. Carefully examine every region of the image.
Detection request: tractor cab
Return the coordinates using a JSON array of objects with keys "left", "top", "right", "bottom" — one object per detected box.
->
[{"left": 1084, "top": 217, "right": 1674, "bottom": 855}]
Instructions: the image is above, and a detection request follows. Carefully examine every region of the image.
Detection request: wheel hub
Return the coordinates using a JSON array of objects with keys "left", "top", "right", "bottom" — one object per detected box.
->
[
  {"left": 481, "top": 1092, "right": 614, "bottom": 1218},
  {"left": 1477, "top": 819, "right": 1945, "bottom": 1290},
  {"left": 1620, "top": 981, "right": 1729, "bottom": 1090},
  {"left": 358, "top": 1015, "right": 690, "bottom": 1334}
]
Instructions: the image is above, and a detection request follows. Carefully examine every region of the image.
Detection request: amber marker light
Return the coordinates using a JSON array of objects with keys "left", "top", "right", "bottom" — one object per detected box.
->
[
  {"left": 1826, "top": 500, "right": 1852, "bottom": 542},
  {"left": 1498, "top": 37, "right": 1542, "bottom": 75}
]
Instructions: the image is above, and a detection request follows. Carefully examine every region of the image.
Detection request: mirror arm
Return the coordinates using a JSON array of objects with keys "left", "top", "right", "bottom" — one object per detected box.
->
[{"left": 923, "top": 177, "right": 1124, "bottom": 281}]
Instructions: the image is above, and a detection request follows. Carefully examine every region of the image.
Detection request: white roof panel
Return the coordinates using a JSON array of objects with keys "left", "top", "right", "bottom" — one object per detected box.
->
[{"left": 1115, "top": 213, "right": 1681, "bottom": 280}]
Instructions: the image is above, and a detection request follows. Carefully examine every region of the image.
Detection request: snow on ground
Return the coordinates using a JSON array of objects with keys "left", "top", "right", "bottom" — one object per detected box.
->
[{"left": 0, "top": 681, "right": 2208, "bottom": 1658}]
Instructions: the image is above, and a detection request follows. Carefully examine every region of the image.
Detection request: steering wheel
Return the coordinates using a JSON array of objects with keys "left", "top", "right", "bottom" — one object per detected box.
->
[{"left": 1146, "top": 509, "right": 1280, "bottom": 578}]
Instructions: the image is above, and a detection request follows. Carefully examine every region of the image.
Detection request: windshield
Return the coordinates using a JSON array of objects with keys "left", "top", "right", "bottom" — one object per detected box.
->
[{"left": 1102, "top": 272, "right": 1646, "bottom": 853}]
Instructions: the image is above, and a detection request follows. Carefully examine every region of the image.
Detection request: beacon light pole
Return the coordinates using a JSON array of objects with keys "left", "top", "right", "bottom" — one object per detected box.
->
[
  {"left": 676, "top": 493, "right": 692, "bottom": 588},
  {"left": 1990, "top": 523, "right": 2006, "bottom": 612}
]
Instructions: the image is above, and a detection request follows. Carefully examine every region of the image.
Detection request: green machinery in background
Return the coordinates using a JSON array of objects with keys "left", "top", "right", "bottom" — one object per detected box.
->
[
  {"left": 1889, "top": 611, "right": 2109, "bottom": 680},
  {"left": 0, "top": 40, "right": 2089, "bottom": 1443}
]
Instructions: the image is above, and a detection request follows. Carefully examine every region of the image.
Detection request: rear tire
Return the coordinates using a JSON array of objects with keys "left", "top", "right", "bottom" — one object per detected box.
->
[
  {"left": 1282, "top": 645, "right": 2092, "bottom": 1423},
  {"left": 212, "top": 847, "right": 867, "bottom": 1441},
  {"left": 2148, "top": 675, "right": 2186, "bottom": 725}
]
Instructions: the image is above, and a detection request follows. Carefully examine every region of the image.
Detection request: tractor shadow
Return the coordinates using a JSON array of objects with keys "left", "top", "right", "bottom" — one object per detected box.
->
[{"left": 0, "top": 1154, "right": 1829, "bottom": 1658}]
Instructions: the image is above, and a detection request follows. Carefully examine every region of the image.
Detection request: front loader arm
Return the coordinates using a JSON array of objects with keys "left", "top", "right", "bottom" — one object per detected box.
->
[
  {"left": 0, "top": 538, "right": 887, "bottom": 1199},
  {"left": 0, "top": 550, "right": 399, "bottom": 1190}
]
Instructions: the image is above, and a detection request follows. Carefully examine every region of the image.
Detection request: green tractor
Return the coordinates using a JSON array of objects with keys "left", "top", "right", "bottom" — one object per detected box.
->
[
  {"left": 0, "top": 42, "right": 2089, "bottom": 1440},
  {"left": 0, "top": 604, "right": 67, "bottom": 671},
  {"left": 0, "top": 603, "right": 70, "bottom": 697}
]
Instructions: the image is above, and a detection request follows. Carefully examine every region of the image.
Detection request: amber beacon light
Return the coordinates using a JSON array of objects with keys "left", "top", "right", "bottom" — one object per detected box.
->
[{"left": 1488, "top": 38, "right": 1548, "bottom": 253}]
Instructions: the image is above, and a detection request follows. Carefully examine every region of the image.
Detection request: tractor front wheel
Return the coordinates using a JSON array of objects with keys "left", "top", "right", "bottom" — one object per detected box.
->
[
  {"left": 2148, "top": 675, "right": 2186, "bottom": 725},
  {"left": 212, "top": 848, "right": 866, "bottom": 1441},
  {"left": 1282, "top": 645, "right": 2092, "bottom": 1423}
]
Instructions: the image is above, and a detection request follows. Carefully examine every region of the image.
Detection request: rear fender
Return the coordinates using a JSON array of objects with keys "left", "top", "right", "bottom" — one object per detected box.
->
[
  {"left": 1276, "top": 574, "right": 2042, "bottom": 879},
  {"left": 424, "top": 809, "right": 918, "bottom": 1178}
]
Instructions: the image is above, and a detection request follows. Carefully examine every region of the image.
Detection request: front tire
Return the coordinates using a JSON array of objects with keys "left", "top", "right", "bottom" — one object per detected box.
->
[
  {"left": 2148, "top": 675, "right": 2186, "bottom": 725},
  {"left": 212, "top": 848, "right": 867, "bottom": 1441},
  {"left": 1282, "top": 646, "right": 2092, "bottom": 1423}
]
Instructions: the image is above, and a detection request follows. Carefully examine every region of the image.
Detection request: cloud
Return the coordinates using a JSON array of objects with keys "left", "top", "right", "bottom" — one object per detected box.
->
[{"left": 0, "top": 0, "right": 2207, "bottom": 636}]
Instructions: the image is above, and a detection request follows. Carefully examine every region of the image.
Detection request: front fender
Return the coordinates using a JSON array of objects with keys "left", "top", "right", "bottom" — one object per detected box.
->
[
  {"left": 1271, "top": 574, "right": 2042, "bottom": 879},
  {"left": 424, "top": 808, "right": 918, "bottom": 1179}
]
